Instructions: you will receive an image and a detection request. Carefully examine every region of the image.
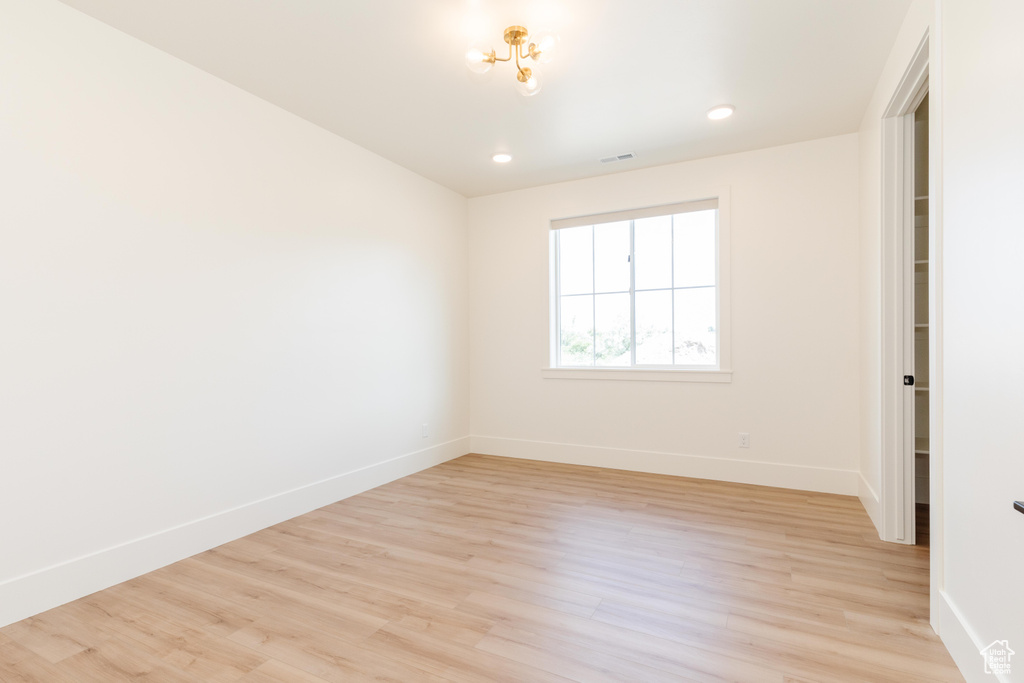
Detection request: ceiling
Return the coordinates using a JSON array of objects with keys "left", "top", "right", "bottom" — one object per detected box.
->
[{"left": 58, "top": 0, "right": 911, "bottom": 197}]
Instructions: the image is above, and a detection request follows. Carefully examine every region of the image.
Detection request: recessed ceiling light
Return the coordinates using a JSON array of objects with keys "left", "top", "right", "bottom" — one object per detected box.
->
[
  {"left": 492, "top": 153, "right": 512, "bottom": 163},
  {"left": 707, "top": 105, "right": 735, "bottom": 120}
]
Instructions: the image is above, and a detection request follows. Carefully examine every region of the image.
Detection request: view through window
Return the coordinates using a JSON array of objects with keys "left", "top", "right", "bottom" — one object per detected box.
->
[{"left": 554, "top": 201, "right": 719, "bottom": 368}]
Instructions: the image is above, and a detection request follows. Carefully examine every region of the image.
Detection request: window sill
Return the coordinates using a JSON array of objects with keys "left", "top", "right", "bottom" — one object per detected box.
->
[{"left": 541, "top": 368, "right": 732, "bottom": 383}]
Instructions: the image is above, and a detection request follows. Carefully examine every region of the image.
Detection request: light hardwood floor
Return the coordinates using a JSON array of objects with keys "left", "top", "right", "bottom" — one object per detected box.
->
[{"left": 0, "top": 455, "right": 963, "bottom": 682}]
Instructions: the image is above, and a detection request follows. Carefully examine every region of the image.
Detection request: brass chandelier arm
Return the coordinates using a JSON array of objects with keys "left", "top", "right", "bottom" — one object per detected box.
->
[
  {"left": 483, "top": 42, "right": 536, "bottom": 70},
  {"left": 489, "top": 43, "right": 513, "bottom": 63},
  {"left": 486, "top": 42, "right": 535, "bottom": 65},
  {"left": 513, "top": 48, "right": 533, "bottom": 82}
]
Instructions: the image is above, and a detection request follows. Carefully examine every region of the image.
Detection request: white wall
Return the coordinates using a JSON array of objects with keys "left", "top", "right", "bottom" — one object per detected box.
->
[
  {"left": 0, "top": 0, "right": 469, "bottom": 627},
  {"left": 468, "top": 135, "right": 861, "bottom": 494},
  {"left": 856, "top": 0, "right": 935, "bottom": 531},
  {"left": 855, "top": 4, "right": 1024, "bottom": 679},
  {"left": 939, "top": 0, "right": 1024, "bottom": 679}
]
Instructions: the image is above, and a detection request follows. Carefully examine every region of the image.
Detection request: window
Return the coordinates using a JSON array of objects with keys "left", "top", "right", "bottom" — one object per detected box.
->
[{"left": 549, "top": 198, "right": 729, "bottom": 377}]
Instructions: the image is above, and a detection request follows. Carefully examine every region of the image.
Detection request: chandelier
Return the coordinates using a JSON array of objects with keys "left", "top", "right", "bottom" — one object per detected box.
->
[{"left": 465, "top": 26, "right": 558, "bottom": 96}]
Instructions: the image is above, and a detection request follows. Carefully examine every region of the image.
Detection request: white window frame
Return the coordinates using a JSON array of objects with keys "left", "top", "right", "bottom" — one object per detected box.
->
[{"left": 544, "top": 190, "right": 731, "bottom": 383}]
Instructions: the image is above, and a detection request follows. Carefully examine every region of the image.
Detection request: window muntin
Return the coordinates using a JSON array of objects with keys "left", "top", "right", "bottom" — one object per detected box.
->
[{"left": 554, "top": 202, "right": 719, "bottom": 369}]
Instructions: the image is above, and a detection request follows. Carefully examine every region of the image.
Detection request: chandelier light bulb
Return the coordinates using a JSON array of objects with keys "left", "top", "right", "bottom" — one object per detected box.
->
[
  {"left": 515, "top": 68, "right": 543, "bottom": 97},
  {"left": 529, "top": 30, "right": 559, "bottom": 64},
  {"left": 465, "top": 42, "right": 494, "bottom": 74}
]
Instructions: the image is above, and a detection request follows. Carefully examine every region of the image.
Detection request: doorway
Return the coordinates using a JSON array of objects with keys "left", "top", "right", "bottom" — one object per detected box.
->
[
  {"left": 880, "top": 35, "right": 932, "bottom": 548},
  {"left": 879, "top": 30, "right": 944, "bottom": 630}
]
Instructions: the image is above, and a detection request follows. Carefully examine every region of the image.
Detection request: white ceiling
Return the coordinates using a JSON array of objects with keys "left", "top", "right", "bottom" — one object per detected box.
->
[{"left": 58, "top": 0, "right": 910, "bottom": 197}]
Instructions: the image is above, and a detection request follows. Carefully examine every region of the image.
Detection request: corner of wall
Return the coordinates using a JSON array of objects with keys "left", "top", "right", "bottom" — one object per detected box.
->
[{"left": 858, "top": 472, "right": 883, "bottom": 534}]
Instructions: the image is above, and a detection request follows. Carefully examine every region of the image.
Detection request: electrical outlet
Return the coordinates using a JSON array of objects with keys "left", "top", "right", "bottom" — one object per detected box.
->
[
  {"left": 421, "top": 423, "right": 429, "bottom": 438},
  {"left": 738, "top": 432, "right": 750, "bottom": 448}
]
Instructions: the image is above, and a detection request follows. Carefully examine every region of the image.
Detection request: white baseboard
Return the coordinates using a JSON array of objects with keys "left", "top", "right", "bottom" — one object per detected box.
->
[
  {"left": 858, "top": 472, "right": 883, "bottom": 535},
  {"left": 0, "top": 437, "right": 470, "bottom": 629},
  {"left": 939, "top": 590, "right": 1004, "bottom": 683},
  {"left": 470, "top": 436, "right": 858, "bottom": 495}
]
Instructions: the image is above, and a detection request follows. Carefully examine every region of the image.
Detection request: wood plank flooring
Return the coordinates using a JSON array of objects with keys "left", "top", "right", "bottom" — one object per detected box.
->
[{"left": 0, "top": 455, "right": 963, "bottom": 682}]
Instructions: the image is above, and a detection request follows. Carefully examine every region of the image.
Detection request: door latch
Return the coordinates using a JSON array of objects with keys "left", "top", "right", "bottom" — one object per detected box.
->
[{"left": 904, "top": 375, "right": 915, "bottom": 386}]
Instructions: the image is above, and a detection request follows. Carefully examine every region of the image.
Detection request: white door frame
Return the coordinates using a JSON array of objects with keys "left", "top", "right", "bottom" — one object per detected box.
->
[{"left": 880, "top": 35, "right": 930, "bottom": 546}]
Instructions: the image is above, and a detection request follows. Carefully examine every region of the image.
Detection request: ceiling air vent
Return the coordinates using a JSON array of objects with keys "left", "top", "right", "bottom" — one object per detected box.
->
[{"left": 600, "top": 152, "right": 636, "bottom": 164}]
